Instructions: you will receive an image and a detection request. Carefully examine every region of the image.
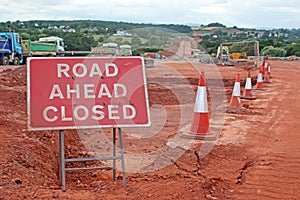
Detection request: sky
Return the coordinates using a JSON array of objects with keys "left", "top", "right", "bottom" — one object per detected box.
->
[{"left": 1, "top": 0, "right": 300, "bottom": 29}]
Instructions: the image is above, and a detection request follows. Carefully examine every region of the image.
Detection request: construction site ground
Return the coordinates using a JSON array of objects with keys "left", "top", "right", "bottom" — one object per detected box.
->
[{"left": 0, "top": 57, "right": 300, "bottom": 199}]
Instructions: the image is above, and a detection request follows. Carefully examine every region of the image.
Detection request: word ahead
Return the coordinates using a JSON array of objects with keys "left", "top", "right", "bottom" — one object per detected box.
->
[{"left": 27, "top": 57, "right": 150, "bottom": 130}]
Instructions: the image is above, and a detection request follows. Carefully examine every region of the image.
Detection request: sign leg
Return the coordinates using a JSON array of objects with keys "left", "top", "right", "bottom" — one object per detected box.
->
[
  {"left": 59, "top": 130, "right": 66, "bottom": 191},
  {"left": 112, "top": 128, "right": 117, "bottom": 181},
  {"left": 118, "top": 128, "right": 126, "bottom": 187}
]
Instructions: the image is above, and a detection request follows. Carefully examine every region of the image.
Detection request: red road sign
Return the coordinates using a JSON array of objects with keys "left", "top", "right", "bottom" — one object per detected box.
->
[{"left": 27, "top": 57, "right": 151, "bottom": 130}]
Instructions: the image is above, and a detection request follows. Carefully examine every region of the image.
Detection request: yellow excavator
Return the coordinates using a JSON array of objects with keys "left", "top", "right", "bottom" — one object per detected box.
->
[{"left": 229, "top": 52, "right": 248, "bottom": 59}]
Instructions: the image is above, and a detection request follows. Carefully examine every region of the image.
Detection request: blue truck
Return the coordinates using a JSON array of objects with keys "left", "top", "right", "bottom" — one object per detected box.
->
[{"left": 0, "top": 31, "right": 23, "bottom": 65}]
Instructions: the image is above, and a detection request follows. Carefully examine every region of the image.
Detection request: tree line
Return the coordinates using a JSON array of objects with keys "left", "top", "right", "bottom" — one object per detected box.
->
[{"left": 1, "top": 20, "right": 300, "bottom": 57}]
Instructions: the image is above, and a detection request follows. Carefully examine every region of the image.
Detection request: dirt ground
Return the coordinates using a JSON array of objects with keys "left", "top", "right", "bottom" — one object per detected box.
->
[{"left": 0, "top": 58, "right": 300, "bottom": 199}]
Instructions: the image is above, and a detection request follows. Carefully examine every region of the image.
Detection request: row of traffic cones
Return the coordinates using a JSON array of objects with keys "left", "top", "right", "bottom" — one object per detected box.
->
[
  {"left": 228, "top": 61, "right": 272, "bottom": 107},
  {"left": 182, "top": 59, "right": 272, "bottom": 140}
]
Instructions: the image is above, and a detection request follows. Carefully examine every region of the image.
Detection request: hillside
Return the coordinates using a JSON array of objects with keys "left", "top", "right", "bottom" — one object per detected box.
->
[{"left": 1, "top": 20, "right": 300, "bottom": 56}]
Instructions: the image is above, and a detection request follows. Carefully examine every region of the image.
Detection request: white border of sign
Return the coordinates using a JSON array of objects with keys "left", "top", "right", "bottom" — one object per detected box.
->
[{"left": 27, "top": 56, "right": 151, "bottom": 131}]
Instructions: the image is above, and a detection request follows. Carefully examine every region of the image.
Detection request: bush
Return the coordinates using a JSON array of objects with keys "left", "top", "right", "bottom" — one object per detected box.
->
[
  {"left": 261, "top": 46, "right": 286, "bottom": 57},
  {"left": 64, "top": 32, "right": 97, "bottom": 51},
  {"left": 132, "top": 48, "right": 163, "bottom": 56}
]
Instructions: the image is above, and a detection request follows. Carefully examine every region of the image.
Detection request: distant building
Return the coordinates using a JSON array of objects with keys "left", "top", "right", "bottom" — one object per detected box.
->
[
  {"left": 62, "top": 28, "right": 76, "bottom": 33},
  {"left": 113, "top": 30, "right": 132, "bottom": 37}
]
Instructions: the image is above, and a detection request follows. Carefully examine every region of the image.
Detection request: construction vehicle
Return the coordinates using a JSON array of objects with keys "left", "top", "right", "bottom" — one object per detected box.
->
[
  {"left": 91, "top": 43, "right": 120, "bottom": 56},
  {"left": 0, "top": 31, "right": 65, "bottom": 65},
  {"left": 22, "top": 36, "right": 65, "bottom": 61},
  {"left": 229, "top": 52, "right": 248, "bottom": 60},
  {"left": 38, "top": 36, "right": 65, "bottom": 52},
  {"left": 216, "top": 40, "right": 259, "bottom": 65},
  {"left": 119, "top": 45, "right": 132, "bottom": 56},
  {"left": 0, "top": 31, "right": 23, "bottom": 65}
]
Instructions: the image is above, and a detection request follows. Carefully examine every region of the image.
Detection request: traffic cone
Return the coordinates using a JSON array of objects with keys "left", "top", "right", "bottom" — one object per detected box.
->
[
  {"left": 268, "top": 63, "right": 272, "bottom": 78},
  {"left": 241, "top": 70, "right": 256, "bottom": 100},
  {"left": 264, "top": 63, "right": 271, "bottom": 83},
  {"left": 262, "top": 56, "right": 269, "bottom": 75},
  {"left": 189, "top": 72, "right": 209, "bottom": 134},
  {"left": 181, "top": 72, "right": 215, "bottom": 140},
  {"left": 255, "top": 68, "right": 264, "bottom": 90},
  {"left": 229, "top": 73, "right": 242, "bottom": 107},
  {"left": 263, "top": 60, "right": 268, "bottom": 75}
]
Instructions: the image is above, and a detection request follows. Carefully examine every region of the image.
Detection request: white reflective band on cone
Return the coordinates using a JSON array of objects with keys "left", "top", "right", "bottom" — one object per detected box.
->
[
  {"left": 245, "top": 78, "right": 252, "bottom": 89},
  {"left": 194, "top": 86, "right": 208, "bottom": 112},
  {"left": 258, "top": 73, "right": 263, "bottom": 82},
  {"left": 232, "top": 82, "right": 241, "bottom": 96}
]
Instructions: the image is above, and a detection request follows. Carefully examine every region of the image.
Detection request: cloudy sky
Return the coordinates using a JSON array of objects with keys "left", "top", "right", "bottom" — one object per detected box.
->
[{"left": 1, "top": 0, "right": 300, "bottom": 29}]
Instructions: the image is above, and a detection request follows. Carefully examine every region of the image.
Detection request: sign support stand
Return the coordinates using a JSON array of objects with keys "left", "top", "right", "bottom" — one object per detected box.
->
[
  {"left": 118, "top": 127, "right": 127, "bottom": 187},
  {"left": 59, "top": 128, "right": 126, "bottom": 191},
  {"left": 59, "top": 130, "right": 66, "bottom": 191}
]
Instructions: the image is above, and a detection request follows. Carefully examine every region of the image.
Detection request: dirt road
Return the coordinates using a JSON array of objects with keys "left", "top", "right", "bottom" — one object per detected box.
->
[
  {"left": 230, "top": 61, "right": 300, "bottom": 199},
  {"left": 0, "top": 60, "right": 299, "bottom": 199}
]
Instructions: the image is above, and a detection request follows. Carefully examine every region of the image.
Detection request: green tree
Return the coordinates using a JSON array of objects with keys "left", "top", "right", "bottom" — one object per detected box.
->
[
  {"left": 285, "top": 42, "right": 300, "bottom": 56},
  {"left": 64, "top": 32, "right": 97, "bottom": 51},
  {"left": 207, "top": 22, "right": 226, "bottom": 28},
  {"left": 259, "top": 39, "right": 274, "bottom": 52},
  {"left": 20, "top": 32, "right": 30, "bottom": 40},
  {"left": 199, "top": 40, "right": 220, "bottom": 54},
  {"left": 29, "top": 35, "right": 38, "bottom": 41},
  {"left": 98, "top": 36, "right": 104, "bottom": 43},
  {"left": 261, "top": 46, "right": 286, "bottom": 57}
]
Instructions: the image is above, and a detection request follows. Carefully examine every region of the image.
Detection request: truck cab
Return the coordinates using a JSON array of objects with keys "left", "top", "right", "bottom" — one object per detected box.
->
[
  {"left": 0, "top": 32, "right": 23, "bottom": 65},
  {"left": 38, "top": 36, "right": 65, "bottom": 52}
]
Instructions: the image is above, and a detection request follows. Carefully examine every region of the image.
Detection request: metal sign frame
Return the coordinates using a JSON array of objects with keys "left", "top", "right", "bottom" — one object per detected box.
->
[{"left": 59, "top": 128, "right": 126, "bottom": 191}]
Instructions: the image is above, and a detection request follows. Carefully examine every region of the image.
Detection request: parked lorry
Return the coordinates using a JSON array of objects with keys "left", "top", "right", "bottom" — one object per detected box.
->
[
  {"left": 22, "top": 36, "right": 65, "bottom": 61},
  {"left": 0, "top": 31, "right": 65, "bottom": 65},
  {"left": 38, "top": 36, "right": 65, "bottom": 52},
  {"left": 0, "top": 31, "right": 23, "bottom": 65}
]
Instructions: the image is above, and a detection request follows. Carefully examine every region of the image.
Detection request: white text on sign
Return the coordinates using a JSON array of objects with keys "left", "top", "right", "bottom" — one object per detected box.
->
[{"left": 42, "top": 62, "right": 136, "bottom": 122}]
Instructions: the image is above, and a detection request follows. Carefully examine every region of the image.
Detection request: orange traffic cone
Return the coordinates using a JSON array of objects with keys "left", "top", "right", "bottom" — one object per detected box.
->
[
  {"left": 181, "top": 72, "right": 215, "bottom": 140},
  {"left": 189, "top": 72, "right": 209, "bottom": 134},
  {"left": 241, "top": 70, "right": 256, "bottom": 100},
  {"left": 268, "top": 63, "right": 272, "bottom": 78},
  {"left": 264, "top": 63, "right": 271, "bottom": 83},
  {"left": 263, "top": 60, "right": 268, "bottom": 75},
  {"left": 255, "top": 68, "right": 264, "bottom": 90},
  {"left": 229, "top": 73, "right": 242, "bottom": 107},
  {"left": 262, "top": 56, "right": 269, "bottom": 75}
]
